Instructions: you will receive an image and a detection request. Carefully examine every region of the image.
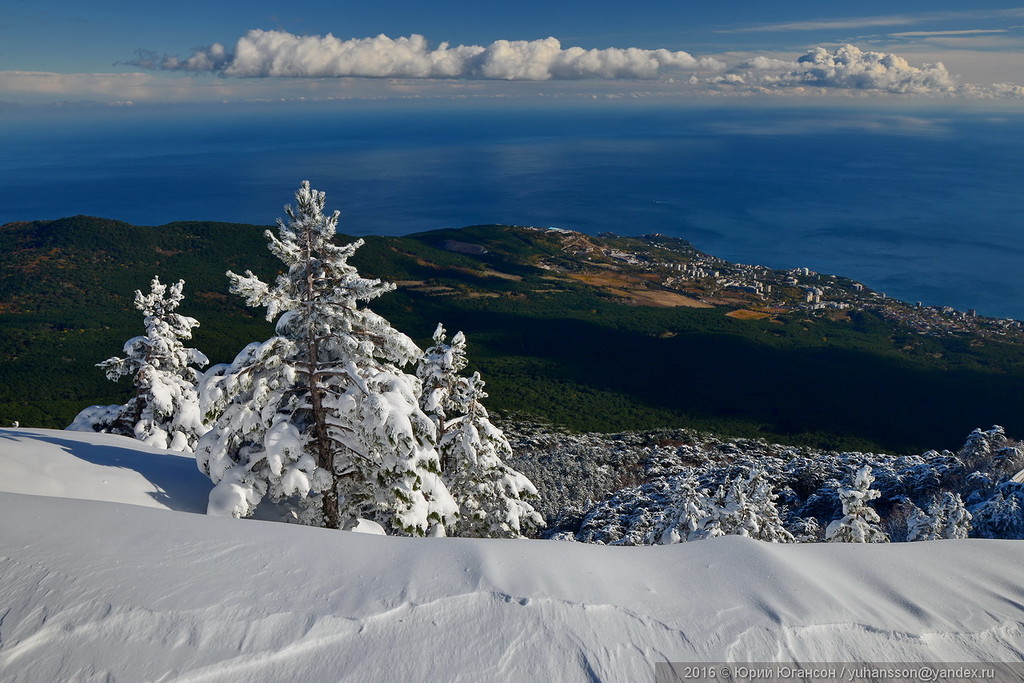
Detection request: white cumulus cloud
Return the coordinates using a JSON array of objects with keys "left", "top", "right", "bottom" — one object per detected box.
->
[
  {"left": 131, "top": 30, "right": 724, "bottom": 81},
  {"left": 724, "top": 44, "right": 958, "bottom": 95}
]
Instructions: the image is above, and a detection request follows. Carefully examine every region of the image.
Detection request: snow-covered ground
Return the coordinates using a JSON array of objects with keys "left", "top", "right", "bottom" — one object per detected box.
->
[{"left": 1, "top": 428, "right": 1023, "bottom": 682}]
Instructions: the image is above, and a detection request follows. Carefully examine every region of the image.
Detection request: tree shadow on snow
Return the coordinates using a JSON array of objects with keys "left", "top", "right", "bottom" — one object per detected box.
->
[{"left": 2, "top": 430, "right": 211, "bottom": 514}]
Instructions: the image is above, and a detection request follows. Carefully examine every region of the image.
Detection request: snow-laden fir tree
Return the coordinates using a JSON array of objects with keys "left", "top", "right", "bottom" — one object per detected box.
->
[
  {"left": 647, "top": 474, "right": 712, "bottom": 544},
  {"left": 886, "top": 496, "right": 927, "bottom": 542},
  {"left": 416, "top": 323, "right": 468, "bottom": 468},
  {"left": 907, "top": 491, "right": 972, "bottom": 541},
  {"left": 650, "top": 467, "right": 793, "bottom": 544},
  {"left": 826, "top": 465, "right": 890, "bottom": 543},
  {"left": 418, "top": 325, "right": 544, "bottom": 538},
  {"left": 67, "top": 276, "right": 208, "bottom": 452},
  {"left": 702, "top": 468, "right": 795, "bottom": 543},
  {"left": 195, "top": 181, "right": 456, "bottom": 534},
  {"left": 971, "top": 484, "right": 1024, "bottom": 539}
]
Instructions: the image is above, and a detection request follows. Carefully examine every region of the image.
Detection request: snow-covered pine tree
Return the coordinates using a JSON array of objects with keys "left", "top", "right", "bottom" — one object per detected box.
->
[
  {"left": 67, "top": 276, "right": 208, "bottom": 452},
  {"left": 647, "top": 473, "right": 712, "bottom": 544},
  {"left": 195, "top": 181, "right": 457, "bottom": 534},
  {"left": 416, "top": 323, "right": 468, "bottom": 468},
  {"left": 825, "top": 465, "right": 890, "bottom": 543},
  {"left": 700, "top": 468, "right": 794, "bottom": 542},
  {"left": 886, "top": 496, "right": 929, "bottom": 542},
  {"left": 415, "top": 324, "right": 543, "bottom": 537},
  {"left": 971, "top": 484, "right": 1024, "bottom": 539},
  {"left": 935, "top": 491, "right": 973, "bottom": 539},
  {"left": 438, "top": 370, "right": 545, "bottom": 538},
  {"left": 908, "top": 492, "right": 972, "bottom": 540},
  {"left": 747, "top": 468, "right": 796, "bottom": 542}
]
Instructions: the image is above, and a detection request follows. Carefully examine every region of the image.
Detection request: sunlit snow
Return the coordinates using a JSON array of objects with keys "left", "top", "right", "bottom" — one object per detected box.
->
[{"left": 1, "top": 428, "right": 1022, "bottom": 681}]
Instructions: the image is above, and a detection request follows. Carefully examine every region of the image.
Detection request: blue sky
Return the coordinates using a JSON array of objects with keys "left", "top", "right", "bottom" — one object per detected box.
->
[{"left": 2, "top": 1, "right": 1023, "bottom": 104}]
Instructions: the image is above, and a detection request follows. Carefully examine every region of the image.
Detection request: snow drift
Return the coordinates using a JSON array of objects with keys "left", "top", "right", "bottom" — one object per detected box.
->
[{"left": 1, "top": 428, "right": 1023, "bottom": 681}]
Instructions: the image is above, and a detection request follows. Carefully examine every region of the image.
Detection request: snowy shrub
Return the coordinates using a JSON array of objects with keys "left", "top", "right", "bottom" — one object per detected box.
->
[
  {"left": 68, "top": 276, "right": 208, "bottom": 452},
  {"left": 826, "top": 466, "right": 890, "bottom": 543},
  {"left": 196, "top": 181, "right": 457, "bottom": 534},
  {"left": 789, "top": 516, "right": 824, "bottom": 543}
]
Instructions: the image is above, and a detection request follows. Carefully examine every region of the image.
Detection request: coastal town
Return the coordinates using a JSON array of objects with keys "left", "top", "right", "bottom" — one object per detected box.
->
[{"left": 530, "top": 227, "right": 1024, "bottom": 343}]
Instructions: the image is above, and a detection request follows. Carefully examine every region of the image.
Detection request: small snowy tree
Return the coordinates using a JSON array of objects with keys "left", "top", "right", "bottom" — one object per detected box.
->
[
  {"left": 436, "top": 368, "right": 544, "bottom": 538},
  {"left": 746, "top": 468, "right": 795, "bottom": 542},
  {"left": 826, "top": 466, "right": 889, "bottom": 543},
  {"left": 972, "top": 484, "right": 1024, "bottom": 539},
  {"left": 68, "top": 276, "right": 208, "bottom": 452},
  {"left": 790, "top": 516, "right": 824, "bottom": 543},
  {"left": 648, "top": 474, "right": 713, "bottom": 544},
  {"left": 416, "top": 325, "right": 543, "bottom": 537},
  {"left": 905, "top": 505, "right": 934, "bottom": 542},
  {"left": 886, "top": 496, "right": 928, "bottom": 542},
  {"left": 196, "top": 181, "right": 457, "bottom": 534},
  {"left": 416, "top": 323, "right": 468, "bottom": 467},
  {"left": 701, "top": 468, "right": 794, "bottom": 543},
  {"left": 921, "top": 492, "right": 972, "bottom": 540}
]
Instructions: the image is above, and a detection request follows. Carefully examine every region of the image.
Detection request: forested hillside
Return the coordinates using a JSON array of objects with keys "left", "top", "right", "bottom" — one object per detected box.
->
[{"left": 3, "top": 216, "right": 1023, "bottom": 452}]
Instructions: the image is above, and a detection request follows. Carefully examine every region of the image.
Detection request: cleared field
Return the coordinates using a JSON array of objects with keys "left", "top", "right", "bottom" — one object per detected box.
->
[
  {"left": 726, "top": 309, "right": 773, "bottom": 320},
  {"left": 565, "top": 272, "right": 713, "bottom": 308}
]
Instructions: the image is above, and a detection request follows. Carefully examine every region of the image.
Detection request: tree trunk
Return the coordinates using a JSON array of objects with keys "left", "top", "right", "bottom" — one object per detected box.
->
[
  {"left": 308, "top": 338, "right": 339, "bottom": 529},
  {"left": 302, "top": 229, "right": 340, "bottom": 529}
]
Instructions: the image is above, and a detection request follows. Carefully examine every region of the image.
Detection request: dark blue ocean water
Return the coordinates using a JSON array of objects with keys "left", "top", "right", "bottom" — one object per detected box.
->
[{"left": 2, "top": 101, "right": 1022, "bottom": 319}]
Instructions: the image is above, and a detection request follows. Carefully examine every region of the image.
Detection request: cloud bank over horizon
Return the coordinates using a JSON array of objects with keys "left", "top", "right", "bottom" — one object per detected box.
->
[
  {"left": 129, "top": 30, "right": 725, "bottom": 81},
  {"left": 4, "top": 30, "right": 1021, "bottom": 106},
  {"left": 122, "top": 30, "right": 1024, "bottom": 100}
]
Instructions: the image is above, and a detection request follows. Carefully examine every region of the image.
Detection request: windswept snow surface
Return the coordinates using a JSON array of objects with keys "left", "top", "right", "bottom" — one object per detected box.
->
[{"left": 1, "top": 429, "right": 1023, "bottom": 682}]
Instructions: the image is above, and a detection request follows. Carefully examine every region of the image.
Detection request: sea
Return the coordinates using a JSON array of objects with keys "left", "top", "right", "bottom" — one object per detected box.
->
[{"left": 2, "top": 99, "right": 1022, "bottom": 319}]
